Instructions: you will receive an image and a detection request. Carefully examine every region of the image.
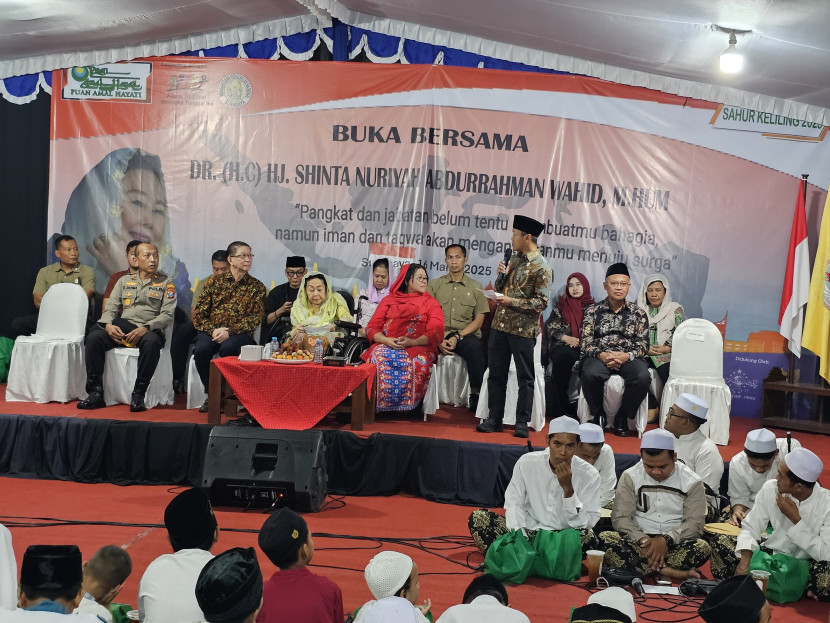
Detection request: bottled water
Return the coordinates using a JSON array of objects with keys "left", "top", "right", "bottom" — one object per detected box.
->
[
  {"left": 268, "top": 337, "right": 279, "bottom": 359},
  {"left": 313, "top": 339, "right": 324, "bottom": 364}
]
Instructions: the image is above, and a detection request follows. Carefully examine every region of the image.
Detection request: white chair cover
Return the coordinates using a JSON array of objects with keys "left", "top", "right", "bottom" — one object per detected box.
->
[
  {"left": 0, "top": 523, "right": 17, "bottom": 610},
  {"left": 658, "top": 319, "right": 732, "bottom": 445},
  {"left": 102, "top": 323, "right": 174, "bottom": 409},
  {"left": 475, "top": 334, "right": 546, "bottom": 432},
  {"left": 5, "top": 283, "right": 88, "bottom": 403},
  {"left": 186, "top": 327, "right": 261, "bottom": 409},
  {"left": 186, "top": 355, "right": 206, "bottom": 409},
  {"left": 577, "top": 374, "right": 648, "bottom": 437},
  {"left": 423, "top": 353, "right": 471, "bottom": 417}
]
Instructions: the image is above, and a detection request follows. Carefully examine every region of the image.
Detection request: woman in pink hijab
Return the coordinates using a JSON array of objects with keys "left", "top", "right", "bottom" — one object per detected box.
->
[{"left": 545, "top": 272, "right": 594, "bottom": 419}]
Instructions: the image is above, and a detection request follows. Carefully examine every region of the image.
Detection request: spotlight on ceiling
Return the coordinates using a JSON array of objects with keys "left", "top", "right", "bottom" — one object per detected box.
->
[{"left": 720, "top": 32, "right": 743, "bottom": 73}]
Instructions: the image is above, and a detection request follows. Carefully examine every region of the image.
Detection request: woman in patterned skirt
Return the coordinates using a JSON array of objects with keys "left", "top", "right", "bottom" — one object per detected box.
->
[{"left": 362, "top": 263, "right": 444, "bottom": 414}]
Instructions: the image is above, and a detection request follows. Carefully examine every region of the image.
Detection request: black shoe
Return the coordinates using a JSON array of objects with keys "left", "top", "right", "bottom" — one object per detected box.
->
[
  {"left": 476, "top": 418, "right": 503, "bottom": 433},
  {"left": 172, "top": 379, "right": 185, "bottom": 394},
  {"left": 613, "top": 421, "right": 630, "bottom": 437},
  {"left": 129, "top": 392, "right": 147, "bottom": 413},
  {"left": 199, "top": 399, "right": 209, "bottom": 413},
  {"left": 227, "top": 414, "right": 260, "bottom": 427},
  {"left": 468, "top": 393, "right": 479, "bottom": 412},
  {"left": 77, "top": 389, "right": 105, "bottom": 410},
  {"left": 513, "top": 422, "right": 529, "bottom": 438}
]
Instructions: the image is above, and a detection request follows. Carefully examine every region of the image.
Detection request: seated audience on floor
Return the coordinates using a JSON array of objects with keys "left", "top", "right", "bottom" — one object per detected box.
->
[
  {"left": 138, "top": 488, "right": 218, "bottom": 623},
  {"left": 577, "top": 423, "right": 617, "bottom": 508},
  {"left": 192, "top": 241, "right": 265, "bottom": 412},
  {"left": 9, "top": 544, "right": 101, "bottom": 621},
  {"left": 1, "top": 522, "right": 16, "bottom": 610},
  {"left": 698, "top": 574, "right": 770, "bottom": 623},
  {"left": 476, "top": 215, "right": 551, "bottom": 439},
  {"left": 579, "top": 263, "right": 649, "bottom": 437},
  {"left": 362, "top": 264, "right": 445, "bottom": 416},
  {"left": 569, "top": 586, "right": 636, "bottom": 623},
  {"left": 708, "top": 428, "right": 801, "bottom": 579},
  {"left": 101, "top": 239, "right": 141, "bottom": 311},
  {"left": 356, "top": 258, "right": 392, "bottom": 331},
  {"left": 663, "top": 393, "right": 724, "bottom": 519},
  {"left": 545, "top": 272, "right": 594, "bottom": 419},
  {"left": 427, "top": 245, "right": 490, "bottom": 411},
  {"left": 76, "top": 242, "right": 176, "bottom": 413},
  {"left": 196, "top": 547, "right": 263, "bottom": 623},
  {"left": 636, "top": 274, "right": 684, "bottom": 417},
  {"left": 600, "top": 428, "right": 711, "bottom": 580},
  {"left": 75, "top": 545, "right": 132, "bottom": 623},
  {"left": 354, "top": 551, "right": 430, "bottom": 623},
  {"left": 12, "top": 234, "right": 95, "bottom": 337},
  {"left": 289, "top": 272, "right": 353, "bottom": 351},
  {"left": 257, "top": 508, "right": 343, "bottom": 623},
  {"left": 435, "top": 574, "right": 529, "bottom": 623},
  {"left": 727, "top": 447, "right": 829, "bottom": 601},
  {"left": 468, "top": 416, "right": 600, "bottom": 555},
  {"left": 261, "top": 256, "right": 307, "bottom": 345}
]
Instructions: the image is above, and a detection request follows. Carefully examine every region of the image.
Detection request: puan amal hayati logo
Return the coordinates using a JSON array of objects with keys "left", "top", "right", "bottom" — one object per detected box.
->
[{"left": 218, "top": 74, "right": 252, "bottom": 109}]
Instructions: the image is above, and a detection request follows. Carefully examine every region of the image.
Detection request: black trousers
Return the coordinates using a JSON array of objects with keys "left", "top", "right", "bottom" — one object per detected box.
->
[
  {"left": 11, "top": 314, "right": 38, "bottom": 337},
  {"left": 646, "top": 358, "right": 670, "bottom": 408},
  {"left": 171, "top": 316, "right": 197, "bottom": 382},
  {"left": 580, "top": 356, "right": 650, "bottom": 421},
  {"left": 547, "top": 343, "right": 580, "bottom": 418},
  {"left": 194, "top": 331, "right": 255, "bottom": 390},
  {"left": 486, "top": 329, "right": 535, "bottom": 425},
  {"left": 450, "top": 333, "right": 486, "bottom": 390},
  {"left": 85, "top": 322, "right": 165, "bottom": 387}
]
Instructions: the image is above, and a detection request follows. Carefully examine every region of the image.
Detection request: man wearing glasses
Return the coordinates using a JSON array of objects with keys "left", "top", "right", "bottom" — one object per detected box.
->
[
  {"left": 664, "top": 393, "right": 724, "bottom": 519},
  {"left": 261, "top": 256, "right": 307, "bottom": 345},
  {"left": 192, "top": 241, "right": 265, "bottom": 411},
  {"left": 579, "top": 263, "right": 649, "bottom": 437}
]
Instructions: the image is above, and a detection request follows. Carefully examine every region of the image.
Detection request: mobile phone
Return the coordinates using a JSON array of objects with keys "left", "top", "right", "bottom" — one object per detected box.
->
[{"left": 656, "top": 577, "right": 672, "bottom": 586}]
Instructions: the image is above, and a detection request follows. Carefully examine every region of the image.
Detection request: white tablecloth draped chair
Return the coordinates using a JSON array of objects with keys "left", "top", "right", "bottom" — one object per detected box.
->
[
  {"left": 659, "top": 318, "right": 731, "bottom": 445},
  {"left": 5, "top": 283, "right": 88, "bottom": 403},
  {"left": 423, "top": 353, "right": 471, "bottom": 418},
  {"left": 577, "top": 374, "right": 648, "bottom": 437},
  {"left": 475, "top": 334, "right": 546, "bottom": 432},
  {"left": 102, "top": 322, "right": 175, "bottom": 409}
]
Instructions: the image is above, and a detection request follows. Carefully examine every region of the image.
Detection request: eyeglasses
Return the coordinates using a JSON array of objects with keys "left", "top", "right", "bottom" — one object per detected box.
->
[
  {"left": 666, "top": 407, "right": 694, "bottom": 421},
  {"left": 232, "top": 254, "right": 254, "bottom": 260},
  {"left": 607, "top": 281, "right": 630, "bottom": 288},
  {"left": 286, "top": 270, "right": 305, "bottom": 277}
]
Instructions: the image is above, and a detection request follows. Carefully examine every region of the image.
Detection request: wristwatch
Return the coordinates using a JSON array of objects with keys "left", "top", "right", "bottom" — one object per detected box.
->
[{"left": 662, "top": 534, "right": 675, "bottom": 547}]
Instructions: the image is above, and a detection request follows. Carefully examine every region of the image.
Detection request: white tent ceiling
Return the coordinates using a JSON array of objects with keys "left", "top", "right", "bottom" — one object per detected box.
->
[{"left": 2, "top": 0, "right": 830, "bottom": 122}]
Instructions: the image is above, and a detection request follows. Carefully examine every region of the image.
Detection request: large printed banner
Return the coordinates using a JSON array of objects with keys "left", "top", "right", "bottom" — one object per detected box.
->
[{"left": 49, "top": 59, "right": 830, "bottom": 412}]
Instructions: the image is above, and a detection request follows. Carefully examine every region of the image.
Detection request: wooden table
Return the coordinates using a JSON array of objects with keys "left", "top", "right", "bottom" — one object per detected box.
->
[
  {"left": 207, "top": 359, "right": 376, "bottom": 430},
  {"left": 761, "top": 367, "right": 830, "bottom": 434}
]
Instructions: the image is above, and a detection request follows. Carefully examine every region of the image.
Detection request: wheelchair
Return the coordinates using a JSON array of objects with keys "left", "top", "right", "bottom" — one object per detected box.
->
[{"left": 329, "top": 290, "right": 370, "bottom": 364}]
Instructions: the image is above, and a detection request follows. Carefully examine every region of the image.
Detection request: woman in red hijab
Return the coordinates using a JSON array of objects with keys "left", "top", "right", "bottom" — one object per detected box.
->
[
  {"left": 362, "top": 263, "right": 445, "bottom": 414},
  {"left": 545, "top": 272, "right": 594, "bottom": 419}
]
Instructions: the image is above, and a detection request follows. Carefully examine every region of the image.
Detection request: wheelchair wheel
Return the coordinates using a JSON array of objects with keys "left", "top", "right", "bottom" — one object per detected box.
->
[{"left": 343, "top": 337, "right": 370, "bottom": 364}]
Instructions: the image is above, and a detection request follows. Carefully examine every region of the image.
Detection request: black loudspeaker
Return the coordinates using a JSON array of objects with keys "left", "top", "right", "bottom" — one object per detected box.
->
[{"left": 202, "top": 428, "right": 327, "bottom": 512}]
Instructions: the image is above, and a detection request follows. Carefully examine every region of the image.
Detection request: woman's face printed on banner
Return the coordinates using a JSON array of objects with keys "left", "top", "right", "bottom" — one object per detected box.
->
[{"left": 119, "top": 167, "right": 167, "bottom": 246}]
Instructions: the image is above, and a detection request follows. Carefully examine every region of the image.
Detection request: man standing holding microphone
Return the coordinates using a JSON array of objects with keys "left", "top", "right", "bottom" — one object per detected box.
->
[{"left": 476, "top": 215, "right": 552, "bottom": 438}]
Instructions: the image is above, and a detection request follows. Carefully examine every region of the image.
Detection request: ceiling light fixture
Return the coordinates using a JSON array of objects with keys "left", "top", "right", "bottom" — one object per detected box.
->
[
  {"left": 713, "top": 26, "right": 752, "bottom": 74},
  {"left": 720, "top": 32, "right": 743, "bottom": 73}
]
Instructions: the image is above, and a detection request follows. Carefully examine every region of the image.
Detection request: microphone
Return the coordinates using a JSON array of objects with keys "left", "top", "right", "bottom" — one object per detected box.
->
[
  {"left": 503, "top": 248, "right": 513, "bottom": 267},
  {"left": 526, "top": 440, "right": 533, "bottom": 453},
  {"left": 787, "top": 430, "right": 792, "bottom": 452},
  {"left": 632, "top": 577, "right": 645, "bottom": 598}
]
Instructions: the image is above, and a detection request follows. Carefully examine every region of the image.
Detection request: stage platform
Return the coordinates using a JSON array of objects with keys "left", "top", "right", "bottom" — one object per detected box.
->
[{"left": 3, "top": 386, "right": 829, "bottom": 504}]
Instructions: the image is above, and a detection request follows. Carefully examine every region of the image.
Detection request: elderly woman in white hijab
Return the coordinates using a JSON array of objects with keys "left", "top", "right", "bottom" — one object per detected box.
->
[{"left": 637, "top": 274, "right": 685, "bottom": 417}]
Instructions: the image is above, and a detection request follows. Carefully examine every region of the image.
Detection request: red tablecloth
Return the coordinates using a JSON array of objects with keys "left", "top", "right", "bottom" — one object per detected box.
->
[{"left": 213, "top": 359, "right": 376, "bottom": 429}]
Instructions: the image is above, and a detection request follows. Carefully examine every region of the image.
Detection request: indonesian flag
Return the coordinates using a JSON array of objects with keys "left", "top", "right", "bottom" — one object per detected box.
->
[{"left": 779, "top": 179, "right": 810, "bottom": 357}]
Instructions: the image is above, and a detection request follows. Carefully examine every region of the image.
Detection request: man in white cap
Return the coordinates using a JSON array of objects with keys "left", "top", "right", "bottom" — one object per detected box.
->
[
  {"left": 732, "top": 447, "right": 829, "bottom": 600},
  {"left": 663, "top": 393, "right": 724, "bottom": 519},
  {"left": 570, "top": 586, "right": 636, "bottom": 623},
  {"left": 576, "top": 423, "right": 617, "bottom": 507},
  {"left": 708, "top": 428, "right": 802, "bottom": 579},
  {"left": 468, "top": 416, "right": 601, "bottom": 555},
  {"left": 355, "top": 551, "right": 431, "bottom": 622},
  {"left": 599, "top": 428, "right": 711, "bottom": 580}
]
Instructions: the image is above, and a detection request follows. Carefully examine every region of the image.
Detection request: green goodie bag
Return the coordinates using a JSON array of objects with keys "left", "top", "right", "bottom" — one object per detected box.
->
[
  {"left": 0, "top": 337, "right": 13, "bottom": 383},
  {"left": 748, "top": 549, "right": 810, "bottom": 603},
  {"left": 484, "top": 529, "right": 536, "bottom": 584},
  {"left": 529, "top": 528, "right": 582, "bottom": 581}
]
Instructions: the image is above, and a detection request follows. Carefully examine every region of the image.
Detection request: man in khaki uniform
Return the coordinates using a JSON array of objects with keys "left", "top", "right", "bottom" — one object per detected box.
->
[
  {"left": 12, "top": 235, "right": 95, "bottom": 336},
  {"left": 427, "top": 244, "right": 490, "bottom": 411},
  {"left": 77, "top": 243, "right": 176, "bottom": 412}
]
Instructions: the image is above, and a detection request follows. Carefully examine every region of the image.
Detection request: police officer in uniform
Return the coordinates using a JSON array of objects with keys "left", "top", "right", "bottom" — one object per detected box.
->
[{"left": 77, "top": 242, "right": 176, "bottom": 412}]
